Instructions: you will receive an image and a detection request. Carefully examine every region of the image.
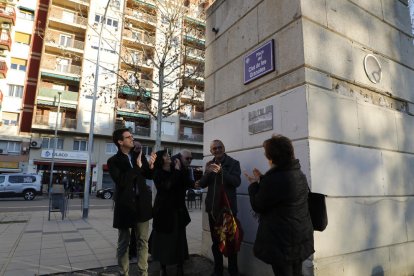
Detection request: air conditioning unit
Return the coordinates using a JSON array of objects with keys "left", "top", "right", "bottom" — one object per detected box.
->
[
  {"left": 0, "top": 149, "right": 8, "bottom": 155},
  {"left": 29, "top": 139, "right": 42, "bottom": 149}
]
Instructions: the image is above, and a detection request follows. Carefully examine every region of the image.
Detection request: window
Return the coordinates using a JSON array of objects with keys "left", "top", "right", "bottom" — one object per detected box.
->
[
  {"left": 18, "top": 9, "right": 34, "bottom": 21},
  {"left": 14, "top": 32, "right": 31, "bottom": 45},
  {"left": 161, "top": 121, "right": 175, "bottom": 136},
  {"left": 7, "top": 141, "right": 21, "bottom": 153},
  {"left": 105, "top": 143, "right": 118, "bottom": 154},
  {"left": 192, "top": 152, "right": 203, "bottom": 160},
  {"left": 56, "top": 58, "right": 70, "bottom": 73},
  {"left": 0, "top": 176, "right": 4, "bottom": 183},
  {"left": 163, "top": 146, "right": 173, "bottom": 155},
  {"left": 90, "top": 36, "right": 116, "bottom": 54},
  {"left": 59, "top": 34, "right": 72, "bottom": 47},
  {"left": 7, "top": 85, "right": 23, "bottom": 98},
  {"left": 41, "top": 138, "right": 64, "bottom": 149},
  {"left": 62, "top": 10, "right": 75, "bottom": 23},
  {"left": 94, "top": 14, "right": 118, "bottom": 29},
  {"left": 142, "top": 145, "right": 153, "bottom": 156},
  {"left": 73, "top": 140, "right": 88, "bottom": 151},
  {"left": 2, "top": 112, "right": 19, "bottom": 126},
  {"left": 10, "top": 58, "right": 27, "bottom": 71},
  {"left": 9, "top": 175, "right": 36, "bottom": 183}
]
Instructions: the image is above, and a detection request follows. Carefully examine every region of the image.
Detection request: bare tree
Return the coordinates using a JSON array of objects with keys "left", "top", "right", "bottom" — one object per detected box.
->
[{"left": 117, "top": 0, "right": 206, "bottom": 151}]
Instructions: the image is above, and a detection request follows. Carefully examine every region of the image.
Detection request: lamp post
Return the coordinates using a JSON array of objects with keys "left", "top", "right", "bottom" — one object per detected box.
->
[
  {"left": 83, "top": 0, "right": 111, "bottom": 219},
  {"left": 48, "top": 91, "right": 62, "bottom": 221}
]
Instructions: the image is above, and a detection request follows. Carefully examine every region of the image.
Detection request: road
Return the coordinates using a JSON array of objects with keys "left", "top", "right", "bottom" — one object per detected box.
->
[{"left": 0, "top": 195, "right": 113, "bottom": 212}]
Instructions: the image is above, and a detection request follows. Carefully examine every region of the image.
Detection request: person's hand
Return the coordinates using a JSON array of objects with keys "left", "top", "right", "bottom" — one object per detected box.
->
[
  {"left": 243, "top": 168, "right": 262, "bottom": 184},
  {"left": 149, "top": 152, "right": 156, "bottom": 170},
  {"left": 174, "top": 159, "right": 181, "bottom": 170},
  {"left": 136, "top": 151, "right": 143, "bottom": 168},
  {"left": 206, "top": 163, "right": 221, "bottom": 173}
]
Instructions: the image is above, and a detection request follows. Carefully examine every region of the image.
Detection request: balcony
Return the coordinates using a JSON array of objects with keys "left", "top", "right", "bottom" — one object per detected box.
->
[
  {"left": 38, "top": 88, "right": 79, "bottom": 108},
  {"left": 117, "top": 98, "right": 151, "bottom": 113},
  {"left": 0, "top": 6, "right": 16, "bottom": 25},
  {"left": 40, "top": 54, "right": 81, "bottom": 81},
  {"left": 125, "top": 7, "right": 157, "bottom": 26},
  {"left": 0, "top": 60, "right": 7, "bottom": 78},
  {"left": 130, "top": 125, "right": 150, "bottom": 137},
  {"left": 49, "top": 6, "right": 87, "bottom": 29},
  {"left": 0, "top": 30, "right": 11, "bottom": 50},
  {"left": 119, "top": 85, "right": 151, "bottom": 97},
  {"left": 33, "top": 115, "right": 77, "bottom": 129},
  {"left": 44, "top": 30, "right": 85, "bottom": 53},
  {"left": 123, "top": 29, "right": 155, "bottom": 47},
  {"left": 52, "top": 0, "right": 90, "bottom": 9},
  {"left": 179, "top": 133, "right": 203, "bottom": 143},
  {"left": 179, "top": 110, "right": 204, "bottom": 121},
  {"left": 181, "top": 88, "right": 204, "bottom": 102},
  {"left": 185, "top": 48, "right": 204, "bottom": 63},
  {"left": 121, "top": 49, "right": 153, "bottom": 69}
]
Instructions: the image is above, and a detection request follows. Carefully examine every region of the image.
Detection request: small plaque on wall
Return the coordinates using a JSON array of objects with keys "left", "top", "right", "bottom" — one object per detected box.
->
[
  {"left": 244, "top": 40, "right": 275, "bottom": 84},
  {"left": 248, "top": 105, "right": 273, "bottom": 134}
]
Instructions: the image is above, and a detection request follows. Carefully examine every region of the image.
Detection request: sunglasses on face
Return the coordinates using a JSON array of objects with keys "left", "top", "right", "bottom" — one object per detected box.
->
[
  {"left": 211, "top": 146, "right": 223, "bottom": 151},
  {"left": 123, "top": 135, "right": 133, "bottom": 140}
]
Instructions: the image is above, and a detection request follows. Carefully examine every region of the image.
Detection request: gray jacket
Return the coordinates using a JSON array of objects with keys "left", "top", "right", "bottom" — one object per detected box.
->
[{"left": 199, "top": 154, "right": 241, "bottom": 218}]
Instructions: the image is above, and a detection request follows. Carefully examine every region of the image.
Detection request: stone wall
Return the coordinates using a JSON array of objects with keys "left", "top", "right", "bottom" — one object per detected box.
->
[{"left": 203, "top": 0, "right": 414, "bottom": 275}]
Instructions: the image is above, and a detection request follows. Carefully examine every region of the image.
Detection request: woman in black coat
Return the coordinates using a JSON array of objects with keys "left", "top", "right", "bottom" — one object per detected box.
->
[
  {"left": 245, "top": 135, "right": 314, "bottom": 276},
  {"left": 151, "top": 150, "right": 192, "bottom": 276}
]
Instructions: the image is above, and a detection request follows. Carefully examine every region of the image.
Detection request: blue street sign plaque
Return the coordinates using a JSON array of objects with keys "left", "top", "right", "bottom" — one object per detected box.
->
[{"left": 243, "top": 40, "right": 275, "bottom": 84}]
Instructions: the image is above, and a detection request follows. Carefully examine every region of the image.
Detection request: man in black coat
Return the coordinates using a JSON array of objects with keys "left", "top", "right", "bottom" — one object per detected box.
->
[
  {"left": 198, "top": 140, "right": 241, "bottom": 276},
  {"left": 107, "top": 128, "right": 156, "bottom": 276}
]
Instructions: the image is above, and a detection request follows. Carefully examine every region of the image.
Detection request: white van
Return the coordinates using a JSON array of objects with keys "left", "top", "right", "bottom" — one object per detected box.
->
[{"left": 0, "top": 174, "right": 42, "bottom": 200}]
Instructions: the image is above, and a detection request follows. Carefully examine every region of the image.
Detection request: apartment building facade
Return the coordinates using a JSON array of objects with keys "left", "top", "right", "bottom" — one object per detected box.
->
[
  {"left": 0, "top": 0, "right": 36, "bottom": 173},
  {"left": 1, "top": 0, "right": 209, "bottom": 191}
]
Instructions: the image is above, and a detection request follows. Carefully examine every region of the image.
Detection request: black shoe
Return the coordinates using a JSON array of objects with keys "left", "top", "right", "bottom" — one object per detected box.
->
[{"left": 176, "top": 264, "right": 184, "bottom": 276}]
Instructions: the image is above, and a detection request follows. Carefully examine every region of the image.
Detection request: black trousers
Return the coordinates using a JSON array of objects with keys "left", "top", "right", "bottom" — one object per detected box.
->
[
  {"left": 208, "top": 214, "right": 239, "bottom": 276},
  {"left": 271, "top": 260, "right": 302, "bottom": 276}
]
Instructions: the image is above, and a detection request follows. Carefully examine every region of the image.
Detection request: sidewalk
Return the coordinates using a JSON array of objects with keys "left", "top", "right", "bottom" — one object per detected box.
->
[{"left": 0, "top": 206, "right": 216, "bottom": 276}]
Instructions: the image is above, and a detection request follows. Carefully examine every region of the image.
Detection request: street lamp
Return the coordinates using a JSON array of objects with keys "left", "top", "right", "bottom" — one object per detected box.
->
[
  {"left": 48, "top": 90, "right": 62, "bottom": 221},
  {"left": 83, "top": 0, "right": 111, "bottom": 219}
]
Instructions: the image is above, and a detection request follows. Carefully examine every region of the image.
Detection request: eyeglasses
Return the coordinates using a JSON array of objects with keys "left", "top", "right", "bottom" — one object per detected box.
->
[
  {"left": 123, "top": 135, "right": 134, "bottom": 140},
  {"left": 211, "top": 146, "right": 223, "bottom": 151}
]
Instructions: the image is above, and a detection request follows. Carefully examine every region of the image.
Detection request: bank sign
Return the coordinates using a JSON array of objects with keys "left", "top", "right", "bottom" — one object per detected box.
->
[
  {"left": 41, "top": 150, "right": 89, "bottom": 160},
  {"left": 244, "top": 40, "right": 275, "bottom": 84}
]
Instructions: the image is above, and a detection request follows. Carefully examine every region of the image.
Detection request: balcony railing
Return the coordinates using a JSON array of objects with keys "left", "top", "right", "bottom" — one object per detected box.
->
[
  {"left": 0, "top": 31, "right": 11, "bottom": 50},
  {"left": 49, "top": 6, "right": 87, "bottom": 27},
  {"left": 38, "top": 88, "right": 79, "bottom": 101},
  {"left": 0, "top": 6, "right": 16, "bottom": 24},
  {"left": 125, "top": 8, "right": 157, "bottom": 25},
  {"left": 185, "top": 48, "right": 204, "bottom": 61},
  {"left": 0, "top": 60, "right": 8, "bottom": 78},
  {"left": 179, "top": 110, "right": 204, "bottom": 121},
  {"left": 181, "top": 88, "right": 204, "bottom": 101},
  {"left": 123, "top": 29, "right": 155, "bottom": 46},
  {"left": 45, "top": 30, "right": 85, "bottom": 51},
  {"left": 121, "top": 50, "right": 153, "bottom": 68},
  {"left": 117, "top": 98, "right": 151, "bottom": 113},
  {"left": 130, "top": 125, "right": 150, "bottom": 137},
  {"left": 41, "top": 54, "right": 82, "bottom": 75},
  {"left": 33, "top": 115, "right": 77, "bottom": 129},
  {"left": 179, "top": 133, "right": 203, "bottom": 142}
]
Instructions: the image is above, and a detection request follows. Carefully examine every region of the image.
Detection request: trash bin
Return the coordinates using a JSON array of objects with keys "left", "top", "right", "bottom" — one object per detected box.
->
[{"left": 48, "top": 184, "right": 66, "bottom": 220}]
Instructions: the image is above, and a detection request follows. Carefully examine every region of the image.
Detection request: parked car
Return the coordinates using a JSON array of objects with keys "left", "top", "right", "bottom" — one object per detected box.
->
[
  {"left": 96, "top": 188, "right": 114, "bottom": 199},
  {"left": 0, "top": 173, "right": 42, "bottom": 200}
]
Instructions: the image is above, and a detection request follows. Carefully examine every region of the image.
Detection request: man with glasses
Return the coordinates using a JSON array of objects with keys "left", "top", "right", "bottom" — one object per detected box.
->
[
  {"left": 107, "top": 128, "right": 156, "bottom": 276},
  {"left": 198, "top": 139, "right": 241, "bottom": 276}
]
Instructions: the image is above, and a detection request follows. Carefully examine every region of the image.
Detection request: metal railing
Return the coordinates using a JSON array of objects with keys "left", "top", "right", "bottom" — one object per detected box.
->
[
  {"left": 41, "top": 54, "right": 82, "bottom": 75},
  {"left": 130, "top": 125, "right": 150, "bottom": 137},
  {"left": 123, "top": 29, "right": 155, "bottom": 46},
  {"left": 125, "top": 7, "right": 157, "bottom": 25},
  {"left": 179, "top": 133, "right": 203, "bottom": 142},
  {"left": 33, "top": 115, "right": 77, "bottom": 129},
  {"left": 38, "top": 88, "right": 79, "bottom": 101},
  {"left": 179, "top": 110, "right": 204, "bottom": 120}
]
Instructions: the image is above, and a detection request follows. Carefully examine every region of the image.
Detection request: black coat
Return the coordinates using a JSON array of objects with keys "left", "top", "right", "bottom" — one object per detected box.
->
[
  {"left": 107, "top": 151, "right": 153, "bottom": 229},
  {"left": 152, "top": 168, "right": 191, "bottom": 233},
  {"left": 248, "top": 159, "right": 314, "bottom": 265},
  {"left": 199, "top": 154, "right": 241, "bottom": 217}
]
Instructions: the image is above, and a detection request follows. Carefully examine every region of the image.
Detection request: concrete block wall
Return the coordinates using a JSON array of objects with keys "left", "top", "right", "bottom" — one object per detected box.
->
[{"left": 204, "top": 0, "right": 414, "bottom": 275}]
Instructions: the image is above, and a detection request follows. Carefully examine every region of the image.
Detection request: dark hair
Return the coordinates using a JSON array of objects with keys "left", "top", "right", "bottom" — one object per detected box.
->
[
  {"left": 153, "top": 150, "right": 167, "bottom": 170},
  {"left": 263, "top": 134, "right": 295, "bottom": 167},
  {"left": 112, "top": 128, "right": 130, "bottom": 149}
]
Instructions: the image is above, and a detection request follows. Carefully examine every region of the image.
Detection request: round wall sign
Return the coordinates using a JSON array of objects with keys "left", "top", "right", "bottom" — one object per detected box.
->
[{"left": 364, "top": 54, "right": 382, "bottom": 84}]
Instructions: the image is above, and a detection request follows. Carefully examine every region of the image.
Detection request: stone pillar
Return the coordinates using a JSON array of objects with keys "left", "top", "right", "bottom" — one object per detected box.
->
[{"left": 203, "top": 0, "right": 414, "bottom": 275}]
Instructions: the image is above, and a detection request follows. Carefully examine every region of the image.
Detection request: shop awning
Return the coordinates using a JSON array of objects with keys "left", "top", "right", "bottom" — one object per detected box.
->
[{"left": 34, "top": 160, "right": 96, "bottom": 168}]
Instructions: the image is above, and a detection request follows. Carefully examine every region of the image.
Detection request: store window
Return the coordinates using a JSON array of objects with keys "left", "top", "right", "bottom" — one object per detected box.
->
[
  {"left": 73, "top": 140, "right": 88, "bottom": 151},
  {"left": 41, "top": 137, "right": 64, "bottom": 149},
  {"left": 8, "top": 84, "right": 23, "bottom": 98}
]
